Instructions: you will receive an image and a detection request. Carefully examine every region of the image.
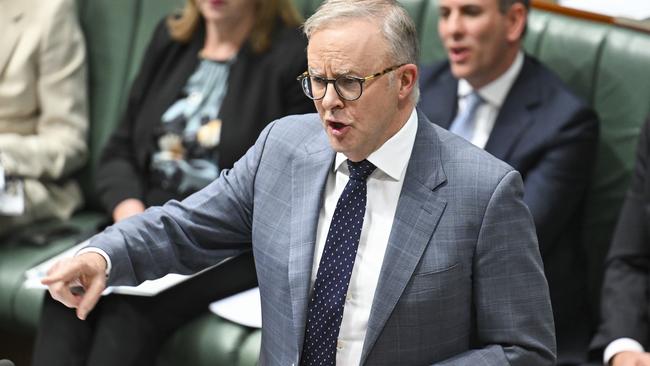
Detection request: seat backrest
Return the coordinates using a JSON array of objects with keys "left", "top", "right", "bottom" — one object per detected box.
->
[
  {"left": 529, "top": 12, "right": 609, "bottom": 104},
  {"left": 524, "top": 8, "right": 650, "bottom": 322},
  {"left": 583, "top": 25, "right": 650, "bottom": 313},
  {"left": 419, "top": 0, "right": 446, "bottom": 64},
  {"left": 76, "top": 0, "right": 184, "bottom": 210}
]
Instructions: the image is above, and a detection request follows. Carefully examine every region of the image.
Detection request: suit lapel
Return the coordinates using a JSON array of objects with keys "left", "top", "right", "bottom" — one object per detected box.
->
[
  {"left": 288, "top": 130, "right": 335, "bottom": 352},
  {"left": 436, "top": 71, "right": 460, "bottom": 129},
  {"left": 483, "top": 57, "right": 540, "bottom": 161},
  {"left": 361, "top": 113, "right": 448, "bottom": 363},
  {"left": 0, "top": 2, "right": 25, "bottom": 76},
  {"left": 420, "top": 68, "right": 459, "bottom": 129}
]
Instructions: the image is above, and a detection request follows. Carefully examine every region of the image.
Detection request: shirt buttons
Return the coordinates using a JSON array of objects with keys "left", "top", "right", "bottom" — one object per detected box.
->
[{"left": 337, "top": 340, "right": 344, "bottom": 351}]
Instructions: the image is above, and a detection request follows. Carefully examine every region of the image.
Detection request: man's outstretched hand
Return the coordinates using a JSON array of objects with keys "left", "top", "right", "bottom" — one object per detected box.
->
[{"left": 41, "top": 252, "right": 108, "bottom": 320}]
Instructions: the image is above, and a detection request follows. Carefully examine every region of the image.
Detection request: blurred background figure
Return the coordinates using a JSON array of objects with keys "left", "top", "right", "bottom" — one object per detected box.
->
[
  {"left": 588, "top": 116, "right": 650, "bottom": 366},
  {"left": 0, "top": 0, "right": 88, "bottom": 237},
  {"left": 32, "top": 0, "right": 314, "bottom": 365},
  {"left": 418, "top": 0, "right": 599, "bottom": 363}
]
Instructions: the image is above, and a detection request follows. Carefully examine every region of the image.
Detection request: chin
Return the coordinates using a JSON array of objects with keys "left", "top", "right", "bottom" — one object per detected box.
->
[
  {"left": 327, "top": 136, "right": 351, "bottom": 155},
  {"left": 450, "top": 65, "right": 471, "bottom": 80}
]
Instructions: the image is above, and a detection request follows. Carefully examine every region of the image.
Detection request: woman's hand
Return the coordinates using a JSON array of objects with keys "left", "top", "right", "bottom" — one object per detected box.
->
[{"left": 112, "top": 198, "right": 146, "bottom": 222}]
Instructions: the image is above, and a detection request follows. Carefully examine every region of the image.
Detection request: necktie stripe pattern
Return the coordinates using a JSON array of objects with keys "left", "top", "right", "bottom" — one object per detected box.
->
[
  {"left": 301, "top": 159, "right": 376, "bottom": 366},
  {"left": 449, "top": 91, "right": 484, "bottom": 142}
]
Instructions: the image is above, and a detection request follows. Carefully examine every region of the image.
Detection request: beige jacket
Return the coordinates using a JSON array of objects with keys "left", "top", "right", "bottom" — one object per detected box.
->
[{"left": 0, "top": 0, "right": 88, "bottom": 230}]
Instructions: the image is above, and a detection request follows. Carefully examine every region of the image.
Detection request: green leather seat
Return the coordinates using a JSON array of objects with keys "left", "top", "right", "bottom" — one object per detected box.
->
[
  {"left": 583, "top": 26, "right": 650, "bottom": 316},
  {"left": 418, "top": 0, "right": 446, "bottom": 64},
  {"left": 533, "top": 14, "right": 608, "bottom": 103},
  {"left": 523, "top": 10, "right": 551, "bottom": 54},
  {"left": 0, "top": 213, "right": 106, "bottom": 332},
  {"left": 158, "top": 314, "right": 251, "bottom": 366}
]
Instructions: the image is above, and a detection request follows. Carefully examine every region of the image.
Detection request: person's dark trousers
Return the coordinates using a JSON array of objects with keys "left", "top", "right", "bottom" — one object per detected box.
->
[
  {"left": 32, "top": 293, "right": 164, "bottom": 366},
  {"left": 32, "top": 253, "right": 257, "bottom": 366}
]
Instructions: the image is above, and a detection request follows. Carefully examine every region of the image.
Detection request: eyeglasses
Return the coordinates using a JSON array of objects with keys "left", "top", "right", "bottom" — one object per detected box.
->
[{"left": 297, "top": 64, "right": 405, "bottom": 101}]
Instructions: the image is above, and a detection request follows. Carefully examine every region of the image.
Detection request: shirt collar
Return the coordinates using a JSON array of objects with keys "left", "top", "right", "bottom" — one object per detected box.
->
[
  {"left": 457, "top": 50, "right": 524, "bottom": 108},
  {"left": 334, "top": 108, "right": 418, "bottom": 181}
]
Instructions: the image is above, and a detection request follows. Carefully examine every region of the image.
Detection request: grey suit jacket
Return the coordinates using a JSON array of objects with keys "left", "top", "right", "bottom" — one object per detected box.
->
[{"left": 91, "top": 112, "right": 556, "bottom": 365}]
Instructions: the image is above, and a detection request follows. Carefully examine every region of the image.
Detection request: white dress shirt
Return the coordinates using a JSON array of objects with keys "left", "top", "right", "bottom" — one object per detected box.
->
[
  {"left": 604, "top": 337, "right": 645, "bottom": 365},
  {"left": 310, "top": 109, "right": 418, "bottom": 365},
  {"left": 456, "top": 51, "right": 524, "bottom": 148}
]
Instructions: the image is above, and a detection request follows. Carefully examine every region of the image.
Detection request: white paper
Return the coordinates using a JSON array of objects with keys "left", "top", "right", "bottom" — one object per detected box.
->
[
  {"left": 209, "top": 287, "right": 262, "bottom": 328},
  {"left": 24, "top": 240, "right": 226, "bottom": 297},
  {"left": 0, "top": 179, "right": 25, "bottom": 216},
  {"left": 559, "top": 0, "right": 650, "bottom": 20}
]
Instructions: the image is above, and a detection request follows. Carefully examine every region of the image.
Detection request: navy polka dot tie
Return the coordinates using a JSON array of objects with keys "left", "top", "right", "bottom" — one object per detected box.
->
[{"left": 301, "top": 159, "right": 376, "bottom": 366}]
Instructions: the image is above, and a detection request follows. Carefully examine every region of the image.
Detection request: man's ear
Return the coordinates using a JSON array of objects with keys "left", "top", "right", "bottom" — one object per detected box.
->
[
  {"left": 398, "top": 64, "right": 418, "bottom": 101},
  {"left": 506, "top": 2, "right": 527, "bottom": 43}
]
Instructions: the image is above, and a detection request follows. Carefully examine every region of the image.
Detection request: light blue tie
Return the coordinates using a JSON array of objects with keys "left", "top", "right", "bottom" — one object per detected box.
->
[{"left": 449, "top": 91, "right": 484, "bottom": 142}]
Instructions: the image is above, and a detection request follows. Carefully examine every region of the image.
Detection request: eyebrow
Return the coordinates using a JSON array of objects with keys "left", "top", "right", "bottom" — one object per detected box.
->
[{"left": 307, "top": 66, "right": 355, "bottom": 77}]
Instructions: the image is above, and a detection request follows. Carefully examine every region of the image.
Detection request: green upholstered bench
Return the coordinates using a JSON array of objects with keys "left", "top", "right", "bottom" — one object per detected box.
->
[{"left": 2, "top": 0, "right": 650, "bottom": 364}]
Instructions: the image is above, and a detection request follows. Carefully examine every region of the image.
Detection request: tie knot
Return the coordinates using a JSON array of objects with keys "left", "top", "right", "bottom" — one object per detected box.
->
[
  {"left": 347, "top": 159, "right": 376, "bottom": 181},
  {"left": 465, "top": 91, "right": 484, "bottom": 110}
]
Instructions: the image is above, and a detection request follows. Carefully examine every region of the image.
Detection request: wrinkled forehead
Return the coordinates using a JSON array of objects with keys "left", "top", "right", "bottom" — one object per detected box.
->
[{"left": 306, "top": 20, "right": 389, "bottom": 75}]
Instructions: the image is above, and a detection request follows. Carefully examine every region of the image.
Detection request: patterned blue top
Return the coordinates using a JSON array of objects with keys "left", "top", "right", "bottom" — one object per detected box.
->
[{"left": 151, "top": 57, "right": 233, "bottom": 195}]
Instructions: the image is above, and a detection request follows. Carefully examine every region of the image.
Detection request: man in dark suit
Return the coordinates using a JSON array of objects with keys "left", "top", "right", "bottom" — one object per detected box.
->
[
  {"left": 589, "top": 117, "right": 650, "bottom": 366},
  {"left": 418, "top": 0, "right": 599, "bottom": 363}
]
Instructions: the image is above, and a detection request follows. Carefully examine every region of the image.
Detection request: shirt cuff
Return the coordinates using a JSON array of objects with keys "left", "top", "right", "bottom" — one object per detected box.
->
[
  {"left": 76, "top": 247, "right": 112, "bottom": 277},
  {"left": 604, "top": 337, "right": 645, "bottom": 365}
]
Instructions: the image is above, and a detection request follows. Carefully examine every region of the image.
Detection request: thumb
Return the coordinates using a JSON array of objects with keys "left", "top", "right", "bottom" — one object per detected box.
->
[{"left": 76, "top": 274, "right": 106, "bottom": 320}]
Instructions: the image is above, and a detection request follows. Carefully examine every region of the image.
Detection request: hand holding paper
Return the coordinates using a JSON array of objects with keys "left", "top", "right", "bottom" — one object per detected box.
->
[{"left": 41, "top": 252, "right": 108, "bottom": 320}]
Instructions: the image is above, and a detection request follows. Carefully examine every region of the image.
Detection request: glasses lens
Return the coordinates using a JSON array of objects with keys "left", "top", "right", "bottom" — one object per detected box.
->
[
  {"left": 335, "top": 77, "right": 362, "bottom": 101},
  {"left": 308, "top": 77, "right": 329, "bottom": 100},
  {"left": 301, "top": 77, "right": 315, "bottom": 99}
]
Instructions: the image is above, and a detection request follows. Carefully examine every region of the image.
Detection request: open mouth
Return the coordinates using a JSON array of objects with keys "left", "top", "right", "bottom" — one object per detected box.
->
[
  {"left": 330, "top": 121, "right": 346, "bottom": 130},
  {"left": 449, "top": 46, "right": 470, "bottom": 62},
  {"left": 327, "top": 121, "right": 350, "bottom": 136}
]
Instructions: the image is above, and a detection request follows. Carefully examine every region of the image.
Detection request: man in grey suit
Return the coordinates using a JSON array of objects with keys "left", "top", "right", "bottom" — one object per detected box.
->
[{"left": 43, "top": 0, "right": 556, "bottom": 364}]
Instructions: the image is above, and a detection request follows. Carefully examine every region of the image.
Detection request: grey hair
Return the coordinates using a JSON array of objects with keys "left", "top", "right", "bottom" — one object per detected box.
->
[{"left": 304, "top": 0, "right": 420, "bottom": 102}]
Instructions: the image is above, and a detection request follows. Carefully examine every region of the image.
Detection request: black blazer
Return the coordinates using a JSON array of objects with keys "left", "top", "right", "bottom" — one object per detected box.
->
[
  {"left": 96, "top": 18, "right": 315, "bottom": 212},
  {"left": 419, "top": 55, "right": 600, "bottom": 361},
  {"left": 590, "top": 117, "right": 650, "bottom": 359}
]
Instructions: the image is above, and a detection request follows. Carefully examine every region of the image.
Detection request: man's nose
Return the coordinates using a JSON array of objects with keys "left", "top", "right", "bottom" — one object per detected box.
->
[
  {"left": 445, "top": 12, "right": 465, "bottom": 38},
  {"left": 320, "top": 82, "right": 344, "bottom": 110}
]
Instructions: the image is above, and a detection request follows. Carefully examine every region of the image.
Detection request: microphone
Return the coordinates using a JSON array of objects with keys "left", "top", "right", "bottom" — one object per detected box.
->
[{"left": 0, "top": 360, "right": 15, "bottom": 366}]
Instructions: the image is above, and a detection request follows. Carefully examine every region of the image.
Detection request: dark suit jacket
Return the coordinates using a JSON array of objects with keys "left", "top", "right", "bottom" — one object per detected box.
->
[
  {"left": 419, "top": 55, "right": 599, "bottom": 361},
  {"left": 589, "top": 117, "right": 650, "bottom": 360},
  {"left": 96, "top": 18, "right": 315, "bottom": 212}
]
